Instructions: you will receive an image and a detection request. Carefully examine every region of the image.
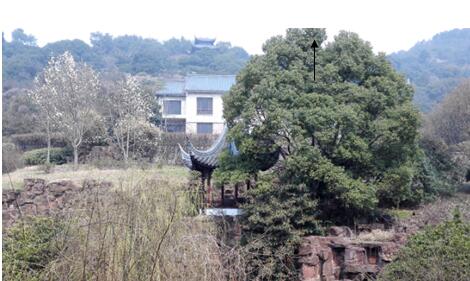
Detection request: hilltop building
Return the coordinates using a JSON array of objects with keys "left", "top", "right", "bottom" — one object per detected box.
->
[
  {"left": 156, "top": 74, "right": 236, "bottom": 134},
  {"left": 192, "top": 37, "right": 216, "bottom": 52}
]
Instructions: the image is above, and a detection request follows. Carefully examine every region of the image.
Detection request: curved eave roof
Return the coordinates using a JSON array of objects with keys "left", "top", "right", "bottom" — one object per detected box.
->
[{"left": 179, "top": 127, "right": 228, "bottom": 169}]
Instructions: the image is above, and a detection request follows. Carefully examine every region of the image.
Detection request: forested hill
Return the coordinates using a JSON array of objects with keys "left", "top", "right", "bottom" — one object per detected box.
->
[
  {"left": 2, "top": 29, "right": 250, "bottom": 90},
  {"left": 389, "top": 28, "right": 470, "bottom": 111}
]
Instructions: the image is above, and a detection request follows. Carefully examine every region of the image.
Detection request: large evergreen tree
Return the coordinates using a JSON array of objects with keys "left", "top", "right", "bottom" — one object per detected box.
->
[{"left": 220, "top": 28, "right": 421, "bottom": 280}]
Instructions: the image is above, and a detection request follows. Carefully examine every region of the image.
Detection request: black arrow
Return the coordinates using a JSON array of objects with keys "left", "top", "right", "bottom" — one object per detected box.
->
[{"left": 311, "top": 40, "right": 319, "bottom": 81}]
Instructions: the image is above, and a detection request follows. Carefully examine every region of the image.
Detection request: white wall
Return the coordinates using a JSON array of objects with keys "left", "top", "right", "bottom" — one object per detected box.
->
[{"left": 185, "top": 92, "right": 225, "bottom": 134}]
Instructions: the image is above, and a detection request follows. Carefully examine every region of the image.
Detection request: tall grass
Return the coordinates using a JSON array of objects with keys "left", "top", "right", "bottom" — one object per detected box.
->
[{"left": 33, "top": 176, "right": 247, "bottom": 281}]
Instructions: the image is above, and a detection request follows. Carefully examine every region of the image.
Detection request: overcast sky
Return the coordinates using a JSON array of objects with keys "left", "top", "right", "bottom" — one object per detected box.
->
[{"left": 2, "top": 0, "right": 469, "bottom": 55}]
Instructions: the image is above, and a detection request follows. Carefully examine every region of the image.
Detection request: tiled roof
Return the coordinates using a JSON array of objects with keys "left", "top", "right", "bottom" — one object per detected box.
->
[
  {"left": 156, "top": 80, "right": 185, "bottom": 95},
  {"left": 185, "top": 74, "right": 236, "bottom": 92}
]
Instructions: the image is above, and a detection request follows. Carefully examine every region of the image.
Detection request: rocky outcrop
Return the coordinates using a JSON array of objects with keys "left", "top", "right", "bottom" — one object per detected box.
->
[
  {"left": 299, "top": 227, "right": 407, "bottom": 281},
  {"left": 2, "top": 178, "right": 111, "bottom": 228}
]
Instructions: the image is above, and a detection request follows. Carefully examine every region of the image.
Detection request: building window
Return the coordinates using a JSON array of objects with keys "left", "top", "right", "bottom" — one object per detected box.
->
[
  {"left": 164, "top": 119, "right": 186, "bottom": 133},
  {"left": 163, "top": 100, "right": 181, "bottom": 115},
  {"left": 197, "top": 123, "right": 213, "bottom": 134},
  {"left": 197, "top": 97, "right": 213, "bottom": 115}
]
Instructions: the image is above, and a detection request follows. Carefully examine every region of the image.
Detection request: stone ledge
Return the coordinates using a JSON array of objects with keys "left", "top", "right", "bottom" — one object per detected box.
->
[{"left": 2, "top": 178, "right": 112, "bottom": 229}]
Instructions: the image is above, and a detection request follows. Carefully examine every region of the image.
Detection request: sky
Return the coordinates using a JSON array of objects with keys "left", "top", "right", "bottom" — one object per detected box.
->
[{"left": 1, "top": 0, "right": 470, "bottom": 55}]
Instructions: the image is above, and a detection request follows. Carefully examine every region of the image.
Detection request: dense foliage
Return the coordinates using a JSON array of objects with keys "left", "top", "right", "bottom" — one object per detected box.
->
[
  {"left": 379, "top": 211, "right": 470, "bottom": 281},
  {"left": 224, "top": 28, "right": 421, "bottom": 219},
  {"left": 389, "top": 28, "right": 470, "bottom": 111},
  {"left": 3, "top": 217, "right": 64, "bottom": 281},
  {"left": 241, "top": 175, "right": 322, "bottom": 280},
  {"left": 22, "top": 147, "right": 73, "bottom": 165},
  {"left": 9, "top": 132, "right": 68, "bottom": 151},
  {"left": 2, "top": 87, "right": 39, "bottom": 136},
  {"left": 418, "top": 78, "right": 470, "bottom": 189},
  {"left": 2, "top": 29, "right": 250, "bottom": 91},
  {"left": 218, "top": 28, "right": 453, "bottom": 280}
]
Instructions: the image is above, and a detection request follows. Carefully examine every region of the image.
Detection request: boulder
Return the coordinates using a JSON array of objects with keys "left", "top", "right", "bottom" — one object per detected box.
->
[
  {"left": 328, "top": 226, "right": 354, "bottom": 238},
  {"left": 299, "top": 231, "right": 407, "bottom": 281}
]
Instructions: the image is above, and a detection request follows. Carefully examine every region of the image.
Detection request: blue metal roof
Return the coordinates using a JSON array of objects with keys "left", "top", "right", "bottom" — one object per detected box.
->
[
  {"left": 156, "top": 80, "right": 185, "bottom": 95},
  {"left": 157, "top": 75, "right": 236, "bottom": 95},
  {"left": 185, "top": 75, "right": 236, "bottom": 92}
]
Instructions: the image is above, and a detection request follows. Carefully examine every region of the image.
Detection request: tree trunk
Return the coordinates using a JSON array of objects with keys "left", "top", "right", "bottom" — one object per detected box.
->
[
  {"left": 46, "top": 120, "right": 51, "bottom": 164},
  {"left": 125, "top": 128, "right": 130, "bottom": 166},
  {"left": 73, "top": 146, "right": 79, "bottom": 169}
]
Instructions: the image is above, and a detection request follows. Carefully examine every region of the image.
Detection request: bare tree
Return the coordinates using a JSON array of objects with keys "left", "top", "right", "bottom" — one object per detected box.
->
[
  {"left": 106, "top": 75, "right": 153, "bottom": 164},
  {"left": 424, "top": 79, "right": 470, "bottom": 145},
  {"left": 34, "top": 51, "right": 101, "bottom": 168}
]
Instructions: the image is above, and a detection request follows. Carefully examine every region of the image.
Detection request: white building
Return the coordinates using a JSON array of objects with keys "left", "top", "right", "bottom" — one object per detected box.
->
[{"left": 156, "top": 74, "right": 236, "bottom": 134}]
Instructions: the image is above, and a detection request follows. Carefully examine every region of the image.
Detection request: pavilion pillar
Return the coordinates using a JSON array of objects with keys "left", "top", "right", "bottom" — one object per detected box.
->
[
  {"left": 201, "top": 173, "right": 206, "bottom": 190},
  {"left": 207, "top": 172, "right": 212, "bottom": 188},
  {"left": 221, "top": 184, "right": 225, "bottom": 207},
  {"left": 235, "top": 183, "right": 239, "bottom": 202}
]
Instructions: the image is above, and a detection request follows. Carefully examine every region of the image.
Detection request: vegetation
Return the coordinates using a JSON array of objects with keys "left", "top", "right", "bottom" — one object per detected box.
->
[
  {"left": 10, "top": 132, "right": 67, "bottom": 151},
  {"left": 104, "top": 75, "right": 159, "bottom": 164},
  {"left": 30, "top": 52, "right": 101, "bottom": 167},
  {"left": 379, "top": 211, "right": 470, "bottom": 281},
  {"left": 419, "top": 78, "right": 470, "bottom": 189},
  {"left": 3, "top": 26, "right": 469, "bottom": 281},
  {"left": 217, "top": 28, "right": 463, "bottom": 280},
  {"left": 2, "top": 88, "right": 38, "bottom": 136},
  {"left": 3, "top": 217, "right": 64, "bottom": 281},
  {"left": 2, "top": 29, "right": 250, "bottom": 91},
  {"left": 2, "top": 143, "right": 24, "bottom": 173},
  {"left": 423, "top": 78, "right": 470, "bottom": 146},
  {"left": 389, "top": 28, "right": 470, "bottom": 111},
  {"left": 241, "top": 177, "right": 322, "bottom": 280},
  {"left": 22, "top": 147, "right": 72, "bottom": 165},
  {"left": 2, "top": 164, "right": 188, "bottom": 190},
  {"left": 2, "top": 167, "right": 247, "bottom": 281}
]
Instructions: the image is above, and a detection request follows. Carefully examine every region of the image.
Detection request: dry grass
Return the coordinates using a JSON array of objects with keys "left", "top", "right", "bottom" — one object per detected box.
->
[
  {"left": 356, "top": 229, "right": 396, "bottom": 242},
  {"left": 396, "top": 192, "right": 470, "bottom": 234},
  {"left": 41, "top": 171, "right": 245, "bottom": 281},
  {"left": 3, "top": 162, "right": 248, "bottom": 281},
  {"left": 2, "top": 164, "right": 189, "bottom": 190}
]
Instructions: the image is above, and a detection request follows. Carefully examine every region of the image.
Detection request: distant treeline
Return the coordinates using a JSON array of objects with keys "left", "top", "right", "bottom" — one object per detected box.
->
[
  {"left": 389, "top": 28, "right": 470, "bottom": 111},
  {"left": 2, "top": 29, "right": 250, "bottom": 90}
]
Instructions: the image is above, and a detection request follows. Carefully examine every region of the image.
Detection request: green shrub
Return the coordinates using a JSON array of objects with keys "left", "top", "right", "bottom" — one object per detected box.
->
[
  {"left": 379, "top": 210, "right": 470, "bottom": 281},
  {"left": 2, "top": 217, "right": 64, "bottom": 281},
  {"left": 10, "top": 133, "right": 67, "bottom": 151},
  {"left": 2, "top": 143, "right": 24, "bottom": 173},
  {"left": 23, "top": 147, "right": 72, "bottom": 165}
]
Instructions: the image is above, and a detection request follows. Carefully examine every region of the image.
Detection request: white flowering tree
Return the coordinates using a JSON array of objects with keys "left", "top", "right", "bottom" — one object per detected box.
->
[
  {"left": 30, "top": 80, "right": 56, "bottom": 164},
  {"left": 106, "top": 75, "right": 155, "bottom": 164},
  {"left": 32, "top": 51, "right": 100, "bottom": 168}
]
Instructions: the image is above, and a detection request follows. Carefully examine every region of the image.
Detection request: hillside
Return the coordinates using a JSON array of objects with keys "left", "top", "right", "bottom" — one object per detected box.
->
[
  {"left": 389, "top": 28, "right": 470, "bottom": 111},
  {"left": 2, "top": 29, "right": 250, "bottom": 91}
]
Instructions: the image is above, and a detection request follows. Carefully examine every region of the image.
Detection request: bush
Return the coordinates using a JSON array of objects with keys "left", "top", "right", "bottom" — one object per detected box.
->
[
  {"left": 23, "top": 147, "right": 72, "bottom": 165},
  {"left": 10, "top": 133, "right": 67, "bottom": 151},
  {"left": 379, "top": 211, "right": 470, "bottom": 281},
  {"left": 240, "top": 175, "right": 322, "bottom": 280},
  {"left": 2, "top": 143, "right": 24, "bottom": 173},
  {"left": 2, "top": 217, "right": 64, "bottom": 281}
]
